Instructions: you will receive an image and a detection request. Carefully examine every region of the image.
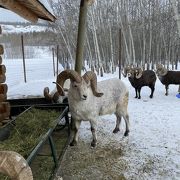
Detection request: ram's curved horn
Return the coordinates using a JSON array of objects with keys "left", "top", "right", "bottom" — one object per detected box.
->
[
  {"left": 122, "top": 66, "right": 132, "bottom": 77},
  {"left": 135, "top": 67, "right": 143, "bottom": 79},
  {"left": 44, "top": 87, "right": 53, "bottom": 101},
  {"left": 0, "top": 151, "right": 33, "bottom": 180},
  {"left": 122, "top": 67, "right": 128, "bottom": 77},
  {"left": 159, "top": 67, "right": 168, "bottom": 76},
  {"left": 53, "top": 81, "right": 65, "bottom": 96},
  {"left": 156, "top": 64, "right": 168, "bottom": 76},
  {"left": 56, "top": 70, "right": 82, "bottom": 95},
  {"left": 82, "top": 71, "right": 104, "bottom": 97}
]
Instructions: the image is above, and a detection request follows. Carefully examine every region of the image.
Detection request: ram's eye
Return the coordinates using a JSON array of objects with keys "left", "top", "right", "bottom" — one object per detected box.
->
[{"left": 74, "top": 84, "right": 78, "bottom": 88}]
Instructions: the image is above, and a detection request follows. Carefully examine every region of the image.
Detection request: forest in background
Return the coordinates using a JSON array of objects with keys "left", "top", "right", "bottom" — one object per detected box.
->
[{"left": 1, "top": 0, "right": 180, "bottom": 74}]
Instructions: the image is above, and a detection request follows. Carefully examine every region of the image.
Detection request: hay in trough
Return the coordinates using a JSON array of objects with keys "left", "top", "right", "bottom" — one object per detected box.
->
[{"left": 0, "top": 108, "right": 60, "bottom": 158}]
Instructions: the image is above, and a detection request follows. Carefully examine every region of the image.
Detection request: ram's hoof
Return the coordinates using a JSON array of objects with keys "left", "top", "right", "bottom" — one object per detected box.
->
[
  {"left": 124, "top": 130, "right": 129, "bottom": 136},
  {"left": 91, "top": 140, "right": 97, "bottom": 147},
  {"left": 70, "top": 140, "right": 77, "bottom": 146},
  {"left": 113, "top": 128, "right": 120, "bottom": 133}
]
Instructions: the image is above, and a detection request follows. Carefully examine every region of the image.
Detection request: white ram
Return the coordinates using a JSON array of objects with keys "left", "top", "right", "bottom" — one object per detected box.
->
[{"left": 56, "top": 70, "right": 130, "bottom": 147}]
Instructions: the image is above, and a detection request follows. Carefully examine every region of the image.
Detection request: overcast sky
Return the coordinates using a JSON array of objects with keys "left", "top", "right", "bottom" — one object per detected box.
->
[{"left": 0, "top": 8, "right": 27, "bottom": 22}]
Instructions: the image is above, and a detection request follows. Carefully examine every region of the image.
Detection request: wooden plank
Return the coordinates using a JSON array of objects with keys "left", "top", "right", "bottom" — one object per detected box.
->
[
  {"left": 0, "top": 94, "right": 7, "bottom": 102},
  {"left": 0, "top": 0, "right": 38, "bottom": 23},
  {"left": 0, "top": 74, "right": 6, "bottom": 83},
  {"left": 0, "top": 102, "right": 10, "bottom": 122},
  {"left": 0, "top": 65, "right": 6, "bottom": 74},
  {"left": 0, "top": 84, "right": 8, "bottom": 94},
  {"left": 0, "top": 56, "right": 2, "bottom": 64},
  {"left": 0, "top": 44, "right": 4, "bottom": 55}
]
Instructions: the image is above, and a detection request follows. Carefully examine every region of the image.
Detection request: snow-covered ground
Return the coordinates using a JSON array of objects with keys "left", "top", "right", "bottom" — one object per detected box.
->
[
  {"left": 2, "top": 51, "right": 180, "bottom": 179},
  {"left": 56, "top": 71, "right": 180, "bottom": 180},
  {"left": 0, "top": 24, "right": 51, "bottom": 34}
]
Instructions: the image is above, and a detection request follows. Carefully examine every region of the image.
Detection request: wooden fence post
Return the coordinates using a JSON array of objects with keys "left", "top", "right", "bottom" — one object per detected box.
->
[
  {"left": 52, "top": 48, "right": 55, "bottom": 76},
  {"left": 21, "top": 34, "right": 27, "bottom": 83},
  {"left": 119, "top": 28, "right": 122, "bottom": 79},
  {"left": 56, "top": 45, "right": 59, "bottom": 76}
]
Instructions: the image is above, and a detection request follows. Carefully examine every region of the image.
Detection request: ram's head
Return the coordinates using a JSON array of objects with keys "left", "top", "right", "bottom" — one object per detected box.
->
[
  {"left": 56, "top": 70, "right": 103, "bottom": 101},
  {"left": 123, "top": 66, "right": 143, "bottom": 79},
  {"left": 122, "top": 66, "right": 134, "bottom": 78},
  {"left": 156, "top": 64, "right": 168, "bottom": 76}
]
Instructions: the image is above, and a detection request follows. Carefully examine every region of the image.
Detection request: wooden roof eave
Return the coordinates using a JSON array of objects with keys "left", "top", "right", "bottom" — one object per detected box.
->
[
  {"left": 25, "top": 0, "right": 55, "bottom": 22},
  {"left": 0, "top": 0, "right": 56, "bottom": 23}
]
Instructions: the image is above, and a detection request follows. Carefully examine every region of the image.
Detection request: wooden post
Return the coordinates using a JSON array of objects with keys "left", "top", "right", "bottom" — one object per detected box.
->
[
  {"left": 52, "top": 48, "right": 55, "bottom": 76},
  {"left": 21, "top": 35, "right": 27, "bottom": 83},
  {"left": 119, "top": 29, "right": 122, "bottom": 79},
  {"left": 56, "top": 45, "right": 59, "bottom": 76},
  {"left": 75, "top": 0, "right": 92, "bottom": 75}
]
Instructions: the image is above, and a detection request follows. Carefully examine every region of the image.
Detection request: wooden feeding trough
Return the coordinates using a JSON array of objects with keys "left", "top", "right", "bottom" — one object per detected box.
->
[{"left": 0, "top": 102, "right": 70, "bottom": 180}]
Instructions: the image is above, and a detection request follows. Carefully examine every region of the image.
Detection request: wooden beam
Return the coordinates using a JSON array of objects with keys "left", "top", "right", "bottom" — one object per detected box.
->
[
  {"left": 75, "top": 0, "right": 94, "bottom": 74},
  {"left": 26, "top": 0, "right": 56, "bottom": 22},
  {"left": 0, "top": 0, "right": 38, "bottom": 23}
]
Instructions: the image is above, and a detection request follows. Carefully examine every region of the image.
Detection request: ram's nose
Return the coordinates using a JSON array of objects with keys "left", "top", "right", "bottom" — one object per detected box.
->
[{"left": 82, "top": 95, "right": 87, "bottom": 100}]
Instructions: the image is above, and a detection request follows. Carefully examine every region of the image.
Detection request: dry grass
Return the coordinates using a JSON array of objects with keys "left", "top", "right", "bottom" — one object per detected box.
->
[
  {"left": 0, "top": 107, "right": 69, "bottom": 180},
  {"left": 0, "top": 108, "right": 60, "bottom": 158}
]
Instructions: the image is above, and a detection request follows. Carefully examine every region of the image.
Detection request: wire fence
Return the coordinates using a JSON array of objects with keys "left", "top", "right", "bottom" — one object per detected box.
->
[{"left": 2, "top": 47, "right": 64, "bottom": 89}]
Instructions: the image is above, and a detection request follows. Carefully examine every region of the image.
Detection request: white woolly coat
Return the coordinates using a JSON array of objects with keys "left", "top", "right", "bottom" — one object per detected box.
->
[{"left": 68, "top": 78, "right": 128, "bottom": 122}]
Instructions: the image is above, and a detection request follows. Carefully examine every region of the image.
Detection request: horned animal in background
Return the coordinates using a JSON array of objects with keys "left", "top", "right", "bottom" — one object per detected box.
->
[
  {"left": 43, "top": 79, "right": 70, "bottom": 103},
  {"left": 123, "top": 66, "right": 156, "bottom": 99},
  {"left": 56, "top": 70, "right": 130, "bottom": 147},
  {"left": 156, "top": 64, "right": 180, "bottom": 96}
]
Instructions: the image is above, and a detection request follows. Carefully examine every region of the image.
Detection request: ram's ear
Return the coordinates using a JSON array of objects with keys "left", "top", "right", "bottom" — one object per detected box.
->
[{"left": 86, "top": 80, "right": 91, "bottom": 87}]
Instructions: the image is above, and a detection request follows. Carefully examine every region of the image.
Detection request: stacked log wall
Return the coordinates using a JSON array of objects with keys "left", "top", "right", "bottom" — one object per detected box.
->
[{"left": 0, "top": 25, "right": 10, "bottom": 126}]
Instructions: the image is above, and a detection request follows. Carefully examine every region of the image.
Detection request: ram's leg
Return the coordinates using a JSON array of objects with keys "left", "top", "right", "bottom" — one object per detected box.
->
[
  {"left": 165, "top": 85, "right": 169, "bottom": 96},
  {"left": 123, "top": 112, "right": 130, "bottom": 136},
  {"left": 135, "top": 88, "right": 138, "bottom": 98},
  {"left": 137, "top": 88, "right": 141, "bottom": 99},
  {"left": 90, "top": 120, "right": 97, "bottom": 147},
  {"left": 113, "top": 114, "right": 122, "bottom": 133},
  {"left": 116, "top": 92, "right": 130, "bottom": 136},
  {"left": 149, "top": 85, "right": 155, "bottom": 98},
  {"left": 70, "top": 119, "right": 81, "bottom": 146}
]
